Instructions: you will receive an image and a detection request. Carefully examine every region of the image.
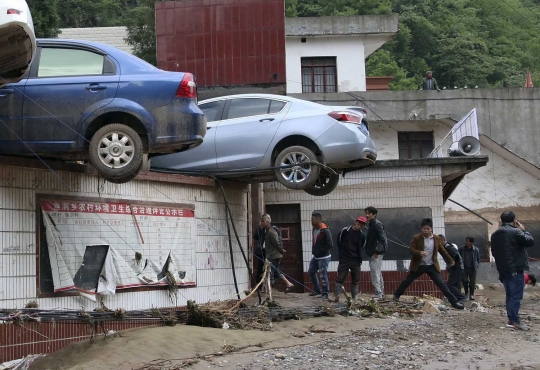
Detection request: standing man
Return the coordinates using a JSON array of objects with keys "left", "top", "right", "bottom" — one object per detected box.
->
[
  {"left": 333, "top": 216, "right": 367, "bottom": 302},
  {"left": 308, "top": 212, "right": 333, "bottom": 299},
  {"left": 491, "top": 211, "right": 535, "bottom": 330},
  {"left": 439, "top": 234, "right": 467, "bottom": 304},
  {"left": 365, "top": 206, "right": 388, "bottom": 300},
  {"left": 261, "top": 214, "right": 294, "bottom": 291},
  {"left": 393, "top": 219, "right": 464, "bottom": 309},
  {"left": 421, "top": 71, "right": 440, "bottom": 91},
  {"left": 253, "top": 213, "right": 283, "bottom": 290},
  {"left": 459, "top": 237, "right": 480, "bottom": 300}
]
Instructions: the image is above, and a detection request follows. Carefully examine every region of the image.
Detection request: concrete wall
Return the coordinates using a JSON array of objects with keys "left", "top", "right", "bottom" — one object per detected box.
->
[
  {"left": 59, "top": 27, "right": 133, "bottom": 54},
  {"left": 291, "top": 88, "right": 540, "bottom": 168},
  {"left": 286, "top": 36, "right": 366, "bottom": 94},
  {"left": 0, "top": 164, "right": 248, "bottom": 310}
]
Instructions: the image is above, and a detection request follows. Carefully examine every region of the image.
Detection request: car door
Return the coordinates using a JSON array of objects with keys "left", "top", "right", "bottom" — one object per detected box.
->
[
  {"left": 22, "top": 44, "right": 120, "bottom": 152},
  {"left": 215, "top": 97, "right": 289, "bottom": 170},
  {"left": 150, "top": 100, "right": 224, "bottom": 171},
  {"left": 0, "top": 79, "right": 27, "bottom": 153}
]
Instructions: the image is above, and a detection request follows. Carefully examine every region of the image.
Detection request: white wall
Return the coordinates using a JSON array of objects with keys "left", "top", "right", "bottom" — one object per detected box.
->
[
  {"left": 0, "top": 164, "right": 248, "bottom": 310},
  {"left": 264, "top": 165, "right": 447, "bottom": 272},
  {"left": 286, "top": 36, "right": 366, "bottom": 94},
  {"left": 368, "top": 120, "right": 540, "bottom": 236}
]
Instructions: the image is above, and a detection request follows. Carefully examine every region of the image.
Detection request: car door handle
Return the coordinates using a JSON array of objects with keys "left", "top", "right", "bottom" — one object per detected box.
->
[
  {"left": 85, "top": 84, "right": 107, "bottom": 91},
  {"left": 0, "top": 89, "right": 14, "bottom": 97},
  {"left": 260, "top": 118, "right": 275, "bottom": 122}
]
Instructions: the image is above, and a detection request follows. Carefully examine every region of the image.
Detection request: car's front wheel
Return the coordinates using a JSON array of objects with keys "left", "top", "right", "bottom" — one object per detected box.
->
[
  {"left": 274, "top": 145, "right": 320, "bottom": 190},
  {"left": 303, "top": 170, "right": 340, "bottom": 196},
  {"left": 89, "top": 123, "right": 144, "bottom": 184}
]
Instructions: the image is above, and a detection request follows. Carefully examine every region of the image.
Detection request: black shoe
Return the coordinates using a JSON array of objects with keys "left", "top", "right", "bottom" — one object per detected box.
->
[
  {"left": 309, "top": 292, "right": 321, "bottom": 297},
  {"left": 457, "top": 297, "right": 467, "bottom": 304},
  {"left": 393, "top": 294, "right": 400, "bottom": 302},
  {"left": 469, "top": 295, "right": 475, "bottom": 301},
  {"left": 321, "top": 294, "right": 329, "bottom": 299},
  {"left": 451, "top": 302, "right": 464, "bottom": 310}
]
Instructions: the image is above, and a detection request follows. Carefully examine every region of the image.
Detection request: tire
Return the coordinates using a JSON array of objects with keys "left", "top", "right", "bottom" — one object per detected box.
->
[
  {"left": 88, "top": 123, "right": 144, "bottom": 184},
  {"left": 303, "top": 170, "right": 340, "bottom": 197},
  {"left": 273, "top": 145, "right": 320, "bottom": 190}
]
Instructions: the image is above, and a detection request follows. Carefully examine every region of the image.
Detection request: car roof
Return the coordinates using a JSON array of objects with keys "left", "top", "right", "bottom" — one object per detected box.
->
[{"left": 199, "top": 93, "right": 325, "bottom": 109}]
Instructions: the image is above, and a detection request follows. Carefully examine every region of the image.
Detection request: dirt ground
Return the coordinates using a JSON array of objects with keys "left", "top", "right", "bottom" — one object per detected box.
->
[{"left": 30, "top": 284, "right": 540, "bottom": 370}]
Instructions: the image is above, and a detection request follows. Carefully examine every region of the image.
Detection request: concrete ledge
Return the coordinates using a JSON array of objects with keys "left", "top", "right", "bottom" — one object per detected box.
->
[
  {"left": 285, "top": 15, "right": 398, "bottom": 37},
  {"left": 373, "top": 156, "right": 489, "bottom": 168}
]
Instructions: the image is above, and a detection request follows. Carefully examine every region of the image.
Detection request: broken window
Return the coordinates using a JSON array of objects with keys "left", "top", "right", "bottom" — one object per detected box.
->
[
  {"left": 301, "top": 57, "right": 337, "bottom": 93},
  {"left": 398, "top": 131, "right": 435, "bottom": 159}
]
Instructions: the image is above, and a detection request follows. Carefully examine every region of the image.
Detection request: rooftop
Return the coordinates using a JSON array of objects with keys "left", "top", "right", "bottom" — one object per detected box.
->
[{"left": 285, "top": 15, "right": 399, "bottom": 37}]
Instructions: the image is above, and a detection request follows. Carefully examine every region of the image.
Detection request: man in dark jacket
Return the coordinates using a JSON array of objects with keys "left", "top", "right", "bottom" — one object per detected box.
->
[
  {"left": 333, "top": 216, "right": 367, "bottom": 302},
  {"left": 308, "top": 212, "right": 333, "bottom": 299},
  {"left": 421, "top": 71, "right": 440, "bottom": 91},
  {"left": 393, "top": 219, "right": 464, "bottom": 309},
  {"left": 491, "top": 211, "right": 535, "bottom": 331},
  {"left": 253, "top": 213, "right": 283, "bottom": 290},
  {"left": 459, "top": 236, "right": 481, "bottom": 300},
  {"left": 439, "top": 234, "right": 467, "bottom": 304},
  {"left": 365, "top": 206, "right": 388, "bottom": 299}
]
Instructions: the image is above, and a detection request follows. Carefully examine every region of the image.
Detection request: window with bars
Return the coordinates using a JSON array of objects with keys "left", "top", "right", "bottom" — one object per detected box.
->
[
  {"left": 398, "top": 131, "right": 435, "bottom": 159},
  {"left": 301, "top": 57, "right": 337, "bottom": 93}
]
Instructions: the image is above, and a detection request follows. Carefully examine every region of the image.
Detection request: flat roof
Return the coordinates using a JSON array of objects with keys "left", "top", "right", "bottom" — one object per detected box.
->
[{"left": 285, "top": 15, "right": 399, "bottom": 37}]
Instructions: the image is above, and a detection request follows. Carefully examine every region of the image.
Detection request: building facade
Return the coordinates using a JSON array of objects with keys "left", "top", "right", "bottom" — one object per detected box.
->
[{"left": 0, "top": 158, "right": 249, "bottom": 361}]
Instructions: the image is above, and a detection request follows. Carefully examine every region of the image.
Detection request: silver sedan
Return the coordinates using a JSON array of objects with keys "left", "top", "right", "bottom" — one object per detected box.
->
[{"left": 151, "top": 94, "right": 376, "bottom": 196}]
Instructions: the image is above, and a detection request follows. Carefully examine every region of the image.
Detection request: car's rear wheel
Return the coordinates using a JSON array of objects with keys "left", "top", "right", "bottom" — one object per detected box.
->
[
  {"left": 303, "top": 169, "right": 340, "bottom": 196},
  {"left": 89, "top": 123, "right": 144, "bottom": 184},
  {"left": 274, "top": 146, "right": 320, "bottom": 190}
]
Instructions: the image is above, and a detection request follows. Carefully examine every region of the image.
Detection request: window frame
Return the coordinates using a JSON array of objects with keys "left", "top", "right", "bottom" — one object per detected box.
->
[
  {"left": 301, "top": 56, "right": 338, "bottom": 93},
  {"left": 29, "top": 46, "right": 116, "bottom": 79},
  {"left": 198, "top": 100, "right": 226, "bottom": 123},
  {"left": 221, "top": 97, "right": 288, "bottom": 121},
  {"left": 397, "top": 131, "right": 435, "bottom": 159}
]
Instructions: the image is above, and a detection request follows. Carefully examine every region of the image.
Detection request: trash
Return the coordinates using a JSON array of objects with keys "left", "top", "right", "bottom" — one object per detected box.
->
[
  {"left": 469, "top": 302, "right": 489, "bottom": 313},
  {"left": 222, "top": 322, "right": 230, "bottom": 330},
  {"left": 275, "top": 353, "right": 287, "bottom": 359},
  {"left": 422, "top": 302, "right": 440, "bottom": 314},
  {"left": 475, "top": 284, "right": 484, "bottom": 291},
  {"left": 367, "top": 350, "right": 381, "bottom": 355}
]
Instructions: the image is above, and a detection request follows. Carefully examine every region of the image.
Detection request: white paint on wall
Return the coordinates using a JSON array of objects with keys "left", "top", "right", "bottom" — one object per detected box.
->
[
  {"left": 0, "top": 165, "right": 248, "bottom": 310},
  {"left": 286, "top": 36, "right": 366, "bottom": 94}
]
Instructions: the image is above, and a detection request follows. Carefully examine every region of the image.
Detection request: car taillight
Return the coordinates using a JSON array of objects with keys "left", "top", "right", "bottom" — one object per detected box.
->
[
  {"left": 7, "top": 9, "right": 21, "bottom": 15},
  {"left": 176, "top": 73, "right": 197, "bottom": 99},
  {"left": 328, "top": 111, "right": 362, "bottom": 124}
]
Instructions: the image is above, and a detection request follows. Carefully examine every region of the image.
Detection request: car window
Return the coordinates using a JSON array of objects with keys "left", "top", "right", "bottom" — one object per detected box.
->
[
  {"left": 227, "top": 98, "right": 272, "bottom": 119},
  {"left": 38, "top": 48, "right": 104, "bottom": 77},
  {"left": 269, "top": 100, "right": 286, "bottom": 114},
  {"left": 199, "top": 101, "right": 222, "bottom": 123}
]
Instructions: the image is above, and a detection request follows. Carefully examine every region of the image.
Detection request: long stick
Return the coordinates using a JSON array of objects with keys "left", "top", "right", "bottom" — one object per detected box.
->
[{"left": 230, "top": 261, "right": 271, "bottom": 311}]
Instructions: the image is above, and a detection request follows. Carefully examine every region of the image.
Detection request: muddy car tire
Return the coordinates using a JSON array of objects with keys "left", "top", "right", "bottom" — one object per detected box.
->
[
  {"left": 303, "top": 170, "right": 340, "bottom": 196},
  {"left": 89, "top": 123, "right": 144, "bottom": 184},
  {"left": 274, "top": 146, "right": 320, "bottom": 190}
]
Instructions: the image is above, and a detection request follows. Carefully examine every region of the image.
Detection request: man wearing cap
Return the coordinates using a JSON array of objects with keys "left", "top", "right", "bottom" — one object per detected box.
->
[{"left": 333, "top": 216, "right": 367, "bottom": 302}]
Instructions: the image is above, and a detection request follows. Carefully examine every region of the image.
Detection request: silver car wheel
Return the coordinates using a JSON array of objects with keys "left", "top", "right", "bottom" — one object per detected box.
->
[
  {"left": 97, "top": 131, "right": 135, "bottom": 169},
  {"left": 279, "top": 152, "right": 312, "bottom": 184}
]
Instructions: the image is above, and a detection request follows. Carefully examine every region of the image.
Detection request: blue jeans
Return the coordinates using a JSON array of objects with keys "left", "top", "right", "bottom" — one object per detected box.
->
[
  {"left": 500, "top": 271, "right": 525, "bottom": 324},
  {"left": 308, "top": 256, "right": 331, "bottom": 295}
]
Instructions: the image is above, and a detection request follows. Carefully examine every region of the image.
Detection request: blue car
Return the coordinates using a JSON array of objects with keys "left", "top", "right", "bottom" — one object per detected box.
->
[{"left": 0, "top": 39, "right": 206, "bottom": 183}]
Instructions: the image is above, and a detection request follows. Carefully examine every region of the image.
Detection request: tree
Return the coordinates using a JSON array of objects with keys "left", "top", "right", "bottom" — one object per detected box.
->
[
  {"left": 124, "top": 0, "right": 159, "bottom": 65},
  {"left": 27, "top": 0, "right": 60, "bottom": 38}
]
